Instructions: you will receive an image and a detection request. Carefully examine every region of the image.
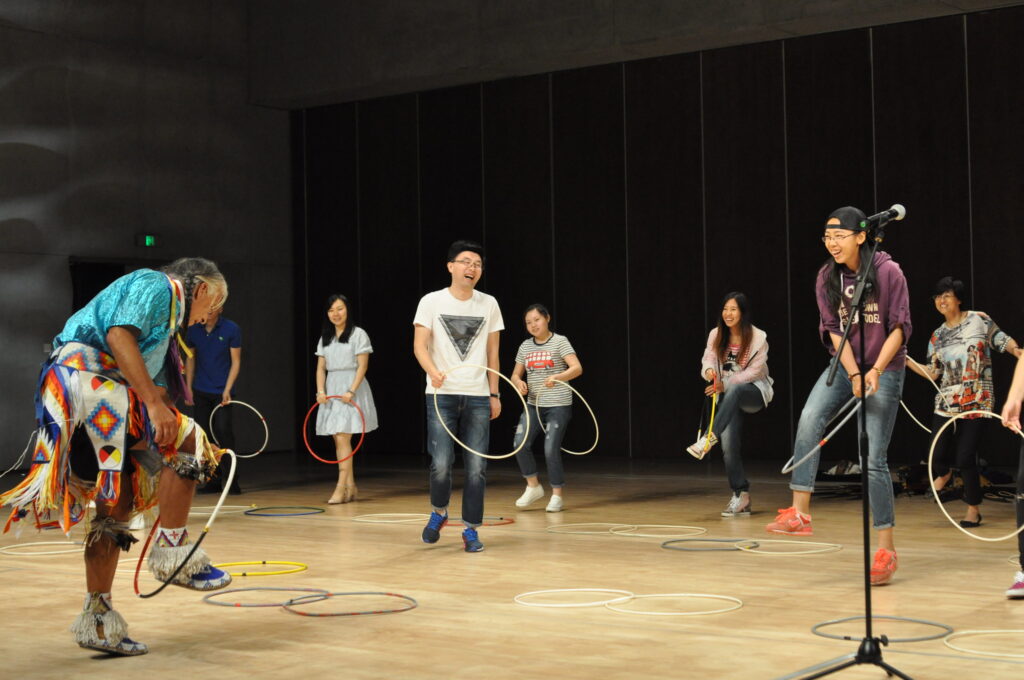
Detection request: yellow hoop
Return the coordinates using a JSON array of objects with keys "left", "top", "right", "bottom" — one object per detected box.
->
[
  {"left": 432, "top": 364, "right": 530, "bottom": 460},
  {"left": 212, "top": 560, "right": 308, "bottom": 577}
]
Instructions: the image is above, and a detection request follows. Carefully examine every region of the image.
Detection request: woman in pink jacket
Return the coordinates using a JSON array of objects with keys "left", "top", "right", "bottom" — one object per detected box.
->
[{"left": 688, "top": 291, "right": 774, "bottom": 517}]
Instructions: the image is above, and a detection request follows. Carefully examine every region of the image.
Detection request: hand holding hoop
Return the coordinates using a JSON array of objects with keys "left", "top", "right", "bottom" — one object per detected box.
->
[
  {"left": 533, "top": 379, "right": 600, "bottom": 455},
  {"left": 302, "top": 396, "right": 366, "bottom": 464},
  {"left": 209, "top": 400, "right": 269, "bottom": 459},
  {"left": 433, "top": 364, "right": 529, "bottom": 459}
]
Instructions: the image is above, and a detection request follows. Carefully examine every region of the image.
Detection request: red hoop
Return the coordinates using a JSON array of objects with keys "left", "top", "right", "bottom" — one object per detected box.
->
[{"left": 302, "top": 396, "right": 366, "bottom": 464}]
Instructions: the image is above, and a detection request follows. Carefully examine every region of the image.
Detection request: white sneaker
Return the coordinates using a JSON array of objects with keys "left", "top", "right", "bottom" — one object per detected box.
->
[
  {"left": 515, "top": 484, "right": 545, "bottom": 508},
  {"left": 686, "top": 433, "right": 719, "bottom": 460},
  {"left": 1006, "top": 570, "right": 1024, "bottom": 598},
  {"left": 545, "top": 495, "right": 564, "bottom": 513},
  {"left": 721, "top": 492, "right": 751, "bottom": 517}
]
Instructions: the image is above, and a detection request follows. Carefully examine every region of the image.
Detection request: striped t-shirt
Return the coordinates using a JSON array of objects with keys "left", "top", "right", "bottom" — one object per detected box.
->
[{"left": 515, "top": 333, "right": 577, "bottom": 406}]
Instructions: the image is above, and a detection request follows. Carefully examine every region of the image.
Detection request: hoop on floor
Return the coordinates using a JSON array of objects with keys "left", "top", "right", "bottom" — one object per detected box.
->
[
  {"left": 352, "top": 513, "right": 429, "bottom": 524},
  {"left": 533, "top": 380, "right": 599, "bottom": 455},
  {"left": 0, "top": 541, "right": 83, "bottom": 556},
  {"left": 609, "top": 524, "right": 707, "bottom": 539},
  {"left": 734, "top": 538, "right": 842, "bottom": 555},
  {"left": 1009, "top": 554, "right": 1021, "bottom": 567},
  {"left": 661, "top": 538, "right": 758, "bottom": 552},
  {"left": 928, "top": 410, "right": 1024, "bottom": 542},
  {"left": 943, "top": 630, "right": 1024, "bottom": 659},
  {"left": 303, "top": 396, "right": 365, "bottom": 464},
  {"left": 282, "top": 591, "right": 418, "bottom": 617},
  {"left": 190, "top": 505, "right": 255, "bottom": 516},
  {"left": 244, "top": 506, "right": 326, "bottom": 517},
  {"left": 209, "top": 400, "right": 269, "bottom": 458},
  {"left": 812, "top": 615, "right": 952, "bottom": 643},
  {"left": 545, "top": 523, "right": 637, "bottom": 535},
  {"left": 514, "top": 588, "right": 634, "bottom": 608},
  {"left": 433, "top": 364, "right": 529, "bottom": 460},
  {"left": 203, "top": 586, "right": 330, "bottom": 608},
  {"left": 781, "top": 396, "right": 862, "bottom": 474},
  {"left": 604, "top": 593, "right": 742, "bottom": 616},
  {"left": 212, "top": 560, "right": 308, "bottom": 577}
]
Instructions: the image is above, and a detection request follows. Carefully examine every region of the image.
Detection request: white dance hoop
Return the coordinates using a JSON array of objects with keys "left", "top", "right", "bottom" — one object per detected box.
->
[
  {"left": 781, "top": 397, "right": 861, "bottom": 474},
  {"left": 604, "top": 593, "right": 743, "bottom": 616},
  {"left": 514, "top": 588, "right": 634, "bottom": 608},
  {"left": 734, "top": 538, "right": 842, "bottom": 556},
  {"left": 209, "top": 400, "right": 268, "bottom": 459},
  {"left": 545, "top": 523, "right": 637, "bottom": 535},
  {"left": 352, "top": 513, "right": 431, "bottom": 524},
  {"left": 608, "top": 524, "right": 707, "bottom": 539},
  {"left": 0, "top": 541, "right": 84, "bottom": 556},
  {"left": 943, "top": 630, "right": 1024, "bottom": 659},
  {"left": 433, "top": 364, "right": 530, "bottom": 460},
  {"left": 928, "top": 410, "right": 1024, "bottom": 542},
  {"left": 533, "top": 380, "right": 599, "bottom": 455}
]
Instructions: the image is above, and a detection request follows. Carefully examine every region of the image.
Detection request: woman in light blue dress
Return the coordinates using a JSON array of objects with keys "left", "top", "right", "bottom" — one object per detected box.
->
[{"left": 315, "top": 294, "right": 379, "bottom": 503}]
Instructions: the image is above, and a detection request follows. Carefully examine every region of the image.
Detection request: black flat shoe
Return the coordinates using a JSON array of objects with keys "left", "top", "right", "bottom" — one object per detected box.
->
[{"left": 959, "top": 515, "right": 982, "bottom": 528}]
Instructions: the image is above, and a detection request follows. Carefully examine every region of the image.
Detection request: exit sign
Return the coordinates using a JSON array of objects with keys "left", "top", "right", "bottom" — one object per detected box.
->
[{"left": 135, "top": 233, "right": 159, "bottom": 247}]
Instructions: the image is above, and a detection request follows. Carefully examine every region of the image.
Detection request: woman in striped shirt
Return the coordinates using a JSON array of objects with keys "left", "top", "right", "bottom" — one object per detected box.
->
[{"left": 510, "top": 304, "right": 583, "bottom": 513}]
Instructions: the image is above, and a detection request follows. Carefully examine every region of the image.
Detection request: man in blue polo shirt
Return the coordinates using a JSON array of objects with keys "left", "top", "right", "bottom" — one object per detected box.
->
[{"left": 186, "top": 306, "right": 242, "bottom": 494}]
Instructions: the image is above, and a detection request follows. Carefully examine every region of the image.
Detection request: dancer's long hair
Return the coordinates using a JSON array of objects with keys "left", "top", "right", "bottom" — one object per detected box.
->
[
  {"left": 321, "top": 294, "right": 354, "bottom": 347},
  {"left": 715, "top": 292, "right": 754, "bottom": 366}
]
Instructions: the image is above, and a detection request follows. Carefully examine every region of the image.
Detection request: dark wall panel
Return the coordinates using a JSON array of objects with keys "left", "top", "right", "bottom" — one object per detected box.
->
[
  {"left": 358, "top": 94, "right": 423, "bottom": 456},
  {"left": 701, "top": 42, "right": 791, "bottom": 458},
  {"left": 551, "top": 64, "right": 629, "bottom": 457},
  {"left": 624, "top": 54, "right": 704, "bottom": 458},
  {"left": 784, "top": 29, "right": 875, "bottom": 458},
  {"left": 481, "top": 74, "right": 553, "bottom": 448},
  {"left": 967, "top": 6, "right": 1024, "bottom": 466},
  {"left": 418, "top": 84, "right": 484, "bottom": 267},
  {"left": 873, "top": 16, "right": 971, "bottom": 465}
]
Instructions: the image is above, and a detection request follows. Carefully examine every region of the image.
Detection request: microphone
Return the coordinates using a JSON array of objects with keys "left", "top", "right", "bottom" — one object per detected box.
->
[{"left": 860, "top": 204, "right": 906, "bottom": 229}]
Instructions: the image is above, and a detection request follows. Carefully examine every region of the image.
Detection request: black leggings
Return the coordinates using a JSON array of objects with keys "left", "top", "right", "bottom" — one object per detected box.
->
[{"left": 931, "top": 414, "right": 983, "bottom": 506}]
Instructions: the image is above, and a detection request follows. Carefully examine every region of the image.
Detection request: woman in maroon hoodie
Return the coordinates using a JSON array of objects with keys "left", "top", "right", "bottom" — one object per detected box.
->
[{"left": 766, "top": 206, "right": 911, "bottom": 586}]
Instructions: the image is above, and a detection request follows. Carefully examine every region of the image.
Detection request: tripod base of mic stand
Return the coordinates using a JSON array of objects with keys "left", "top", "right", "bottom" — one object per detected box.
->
[{"left": 775, "top": 637, "right": 912, "bottom": 680}]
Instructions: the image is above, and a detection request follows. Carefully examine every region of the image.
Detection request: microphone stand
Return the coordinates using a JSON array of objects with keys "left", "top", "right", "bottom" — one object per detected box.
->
[{"left": 779, "top": 222, "right": 911, "bottom": 680}]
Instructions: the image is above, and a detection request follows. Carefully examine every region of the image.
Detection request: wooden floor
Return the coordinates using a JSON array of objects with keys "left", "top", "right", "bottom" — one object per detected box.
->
[{"left": 1, "top": 465, "right": 1023, "bottom": 679}]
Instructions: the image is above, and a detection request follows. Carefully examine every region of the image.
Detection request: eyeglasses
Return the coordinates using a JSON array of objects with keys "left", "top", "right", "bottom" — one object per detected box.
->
[
  {"left": 821, "top": 233, "right": 858, "bottom": 245},
  {"left": 452, "top": 258, "right": 483, "bottom": 269}
]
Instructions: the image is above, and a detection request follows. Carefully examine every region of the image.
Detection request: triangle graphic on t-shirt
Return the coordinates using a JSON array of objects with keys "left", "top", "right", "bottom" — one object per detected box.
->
[{"left": 439, "top": 314, "right": 485, "bottom": 361}]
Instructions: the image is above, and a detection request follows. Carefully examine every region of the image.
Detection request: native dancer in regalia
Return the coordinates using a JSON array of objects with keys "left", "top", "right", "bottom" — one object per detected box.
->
[{"left": 0, "top": 257, "right": 233, "bottom": 655}]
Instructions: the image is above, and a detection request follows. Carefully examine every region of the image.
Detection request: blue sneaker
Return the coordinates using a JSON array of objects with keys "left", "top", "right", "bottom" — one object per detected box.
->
[
  {"left": 172, "top": 564, "right": 232, "bottom": 591},
  {"left": 422, "top": 511, "right": 447, "bottom": 543},
  {"left": 462, "top": 527, "right": 484, "bottom": 552}
]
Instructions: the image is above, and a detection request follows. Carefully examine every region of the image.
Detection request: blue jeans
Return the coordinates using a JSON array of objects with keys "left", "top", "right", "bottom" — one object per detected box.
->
[
  {"left": 425, "top": 395, "right": 489, "bottom": 527},
  {"left": 710, "top": 383, "right": 764, "bottom": 494},
  {"left": 790, "top": 367, "right": 904, "bottom": 530},
  {"left": 513, "top": 405, "right": 573, "bottom": 488}
]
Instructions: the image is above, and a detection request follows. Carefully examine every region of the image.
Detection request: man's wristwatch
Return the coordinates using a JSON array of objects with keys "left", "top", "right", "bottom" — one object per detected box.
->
[{"left": 490, "top": 392, "right": 500, "bottom": 399}]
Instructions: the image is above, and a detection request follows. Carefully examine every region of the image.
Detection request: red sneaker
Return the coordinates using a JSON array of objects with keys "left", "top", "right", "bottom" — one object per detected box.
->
[
  {"left": 870, "top": 548, "right": 898, "bottom": 585},
  {"left": 765, "top": 507, "right": 812, "bottom": 536}
]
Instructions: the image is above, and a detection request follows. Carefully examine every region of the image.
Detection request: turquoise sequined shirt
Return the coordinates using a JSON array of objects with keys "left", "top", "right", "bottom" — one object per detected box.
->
[{"left": 55, "top": 269, "right": 174, "bottom": 385}]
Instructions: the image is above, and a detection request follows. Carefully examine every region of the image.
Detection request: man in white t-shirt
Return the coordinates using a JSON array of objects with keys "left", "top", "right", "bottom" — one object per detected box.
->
[{"left": 413, "top": 240, "right": 504, "bottom": 552}]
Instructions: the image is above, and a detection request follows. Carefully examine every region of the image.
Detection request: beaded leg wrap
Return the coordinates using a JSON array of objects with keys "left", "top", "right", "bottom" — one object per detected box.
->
[
  {"left": 70, "top": 593, "right": 147, "bottom": 656},
  {"left": 85, "top": 516, "right": 139, "bottom": 552},
  {"left": 147, "top": 527, "right": 231, "bottom": 591},
  {"left": 163, "top": 418, "right": 221, "bottom": 484}
]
